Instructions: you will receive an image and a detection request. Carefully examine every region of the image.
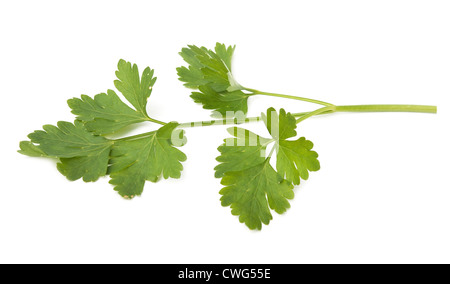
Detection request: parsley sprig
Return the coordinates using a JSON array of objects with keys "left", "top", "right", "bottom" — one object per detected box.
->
[{"left": 19, "top": 43, "right": 437, "bottom": 230}]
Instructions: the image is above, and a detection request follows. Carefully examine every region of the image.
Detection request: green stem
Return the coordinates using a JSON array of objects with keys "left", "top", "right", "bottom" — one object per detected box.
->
[
  {"left": 146, "top": 117, "right": 167, "bottom": 125},
  {"left": 291, "top": 110, "right": 334, "bottom": 118},
  {"left": 294, "top": 104, "right": 437, "bottom": 124},
  {"left": 115, "top": 104, "right": 436, "bottom": 141},
  {"left": 335, "top": 104, "right": 437, "bottom": 114},
  {"left": 244, "top": 88, "right": 334, "bottom": 107},
  {"left": 296, "top": 106, "right": 336, "bottom": 123},
  {"left": 165, "top": 104, "right": 438, "bottom": 129},
  {"left": 178, "top": 117, "right": 262, "bottom": 128}
]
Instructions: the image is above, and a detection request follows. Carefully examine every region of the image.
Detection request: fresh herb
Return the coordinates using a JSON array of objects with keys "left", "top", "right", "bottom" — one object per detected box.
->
[{"left": 19, "top": 43, "right": 437, "bottom": 230}]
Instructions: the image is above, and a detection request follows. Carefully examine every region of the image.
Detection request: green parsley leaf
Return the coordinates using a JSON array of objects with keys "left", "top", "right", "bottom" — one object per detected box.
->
[
  {"left": 177, "top": 43, "right": 236, "bottom": 91},
  {"left": 261, "top": 107, "right": 298, "bottom": 141},
  {"left": 16, "top": 46, "right": 438, "bottom": 231},
  {"left": 68, "top": 59, "right": 157, "bottom": 135},
  {"left": 68, "top": 90, "right": 150, "bottom": 135},
  {"left": 18, "top": 141, "right": 49, "bottom": 157},
  {"left": 177, "top": 46, "right": 209, "bottom": 89},
  {"left": 26, "top": 121, "right": 113, "bottom": 182},
  {"left": 108, "top": 122, "right": 187, "bottom": 199},
  {"left": 216, "top": 108, "right": 320, "bottom": 229},
  {"left": 190, "top": 86, "right": 249, "bottom": 117},
  {"left": 214, "top": 127, "right": 272, "bottom": 178},
  {"left": 220, "top": 159, "right": 294, "bottom": 230},
  {"left": 276, "top": 138, "right": 320, "bottom": 185},
  {"left": 262, "top": 107, "right": 320, "bottom": 185},
  {"left": 215, "top": 125, "right": 294, "bottom": 230},
  {"left": 114, "top": 59, "right": 157, "bottom": 117},
  {"left": 177, "top": 43, "right": 249, "bottom": 116}
]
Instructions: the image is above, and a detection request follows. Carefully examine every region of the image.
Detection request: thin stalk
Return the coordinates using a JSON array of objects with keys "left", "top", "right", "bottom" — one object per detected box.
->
[
  {"left": 178, "top": 117, "right": 262, "bottom": 128},
  {"left": 178, "top": 112, "right": 333, "bottom": 128},
  {"left": 296, "top": 106, "right": 336, "bottom": 124},
  {"left": 335, "top": 104, "right": 437, "bottom": 114},
  {"left": 291, "top": 110, "right": 335, "bottom": 118},
  {"left": 115, "top": 103, "right": 436, "bottom": 141},
  {"left": 295, "top": 104, "right": 436, "bottom": 124},
  {"left": 161, "top": 104, "right": 437, "bottom": 129},
  {"left": 244, "top": 88, "right": 334, "bottom": 107},
  {"left": 146, "top": 117, "right": 167, "bottom": 125}
]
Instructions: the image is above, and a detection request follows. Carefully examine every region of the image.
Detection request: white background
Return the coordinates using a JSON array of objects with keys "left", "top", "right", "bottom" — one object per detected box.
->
[{"left": 1, "top": 0, "right": 449, "bottom": 264}]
